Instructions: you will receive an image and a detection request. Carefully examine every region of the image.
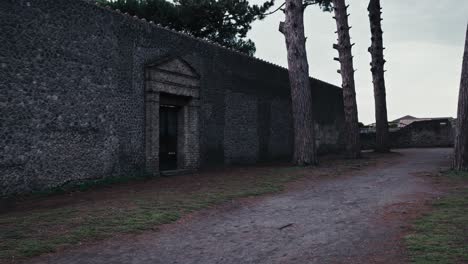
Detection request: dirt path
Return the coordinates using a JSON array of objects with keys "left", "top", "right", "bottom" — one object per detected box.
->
[{"left": 27, "top": 148, "right": 452, "bottom": 264}]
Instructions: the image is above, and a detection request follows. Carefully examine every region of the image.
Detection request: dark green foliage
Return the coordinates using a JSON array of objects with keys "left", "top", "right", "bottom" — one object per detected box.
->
[
  {"left": 303, "top": 0, "right": 332, "bottom": 11},
  {"left": 97, "top": 0, "right": 274, "bottom": 55}
]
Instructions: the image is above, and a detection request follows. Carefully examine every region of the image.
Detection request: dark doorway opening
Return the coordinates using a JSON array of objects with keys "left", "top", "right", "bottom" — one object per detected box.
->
[{"left": 159, "top": 105, "right": 179, "bottom": 171}]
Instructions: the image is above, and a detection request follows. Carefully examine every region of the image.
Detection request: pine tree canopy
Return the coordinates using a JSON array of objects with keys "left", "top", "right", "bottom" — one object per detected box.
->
[
  {"left": 303, "top": 0, "right": 332, "bottom": 11},
  {"left": 97, "top": 0, "right": 275, "bottom": 55}
]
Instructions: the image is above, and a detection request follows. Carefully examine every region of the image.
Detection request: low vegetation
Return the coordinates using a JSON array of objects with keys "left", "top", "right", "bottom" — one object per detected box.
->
[
  {"left": 405, "top": 171, "right": 468, "bottom": 264},
  {"left": 0, "top": 157, "right": 375, "bottom": 262}
]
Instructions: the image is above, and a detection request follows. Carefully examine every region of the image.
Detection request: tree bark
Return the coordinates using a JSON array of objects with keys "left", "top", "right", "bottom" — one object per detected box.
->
[
  {"left": 368, "top": 0, "right": 390, "bottom": 153},
  {"left": 279, "top": 0, "right": 317, "bottom": 166},
  {"left": 453, "top": 24, "right": 468, "bottom": 171},
  {"left": 332, "top": 0, "right": 361, "bottom": 158}
]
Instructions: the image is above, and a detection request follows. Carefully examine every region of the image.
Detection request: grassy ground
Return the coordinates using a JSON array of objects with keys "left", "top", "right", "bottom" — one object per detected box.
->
[
  {"left": 405, "top": 171, "right": 468, "bottom": 264},
  {"left": 0, "top": 157, "right": 375, "bottom": 262}
]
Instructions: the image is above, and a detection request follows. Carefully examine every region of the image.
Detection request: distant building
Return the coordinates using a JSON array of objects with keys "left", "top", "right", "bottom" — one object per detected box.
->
[
  {"left": 390, "top": 115, "right": 418, "bottom": 128},
  {"left": 360, "top": 115, "right": 455, "bottom": 150},
  {"left": 390, "top": 115, "right": 453, "bottom": 128},
  {"left": 362, "top": 115, "right": 454, "bottom": 133}
]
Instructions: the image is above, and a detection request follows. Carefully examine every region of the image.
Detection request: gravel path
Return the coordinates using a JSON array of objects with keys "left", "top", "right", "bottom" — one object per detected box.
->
[{"left": 28, "top": 148, "right": 451, "bottom": 264}]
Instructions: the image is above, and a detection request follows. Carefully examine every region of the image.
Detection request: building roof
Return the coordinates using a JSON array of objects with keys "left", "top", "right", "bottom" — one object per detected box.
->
[{"left": 391, "top": 115, "right": 418, "bottom": 123}]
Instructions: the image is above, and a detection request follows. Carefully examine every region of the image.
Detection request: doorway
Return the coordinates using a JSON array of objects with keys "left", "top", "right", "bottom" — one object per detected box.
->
[
  {"left": 145, "top": 58, "right": 201, "bottom": 175},
  {"left": 159, "top": 105, "right": 179, "bottom": 171}
]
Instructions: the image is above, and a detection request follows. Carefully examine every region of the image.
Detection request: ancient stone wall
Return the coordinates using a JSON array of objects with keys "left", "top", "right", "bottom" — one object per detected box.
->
[
  {"left": 0, "top": 0, "right": 345, "bottom": 195},
  {"left": 361, "top": 119, "right": 454, "bottom": 150}
]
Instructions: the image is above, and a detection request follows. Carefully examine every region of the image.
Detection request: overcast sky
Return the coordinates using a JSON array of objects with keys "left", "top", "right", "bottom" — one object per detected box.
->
[{"left": 247, "top": 0, "right": 468, "bottom": 124}]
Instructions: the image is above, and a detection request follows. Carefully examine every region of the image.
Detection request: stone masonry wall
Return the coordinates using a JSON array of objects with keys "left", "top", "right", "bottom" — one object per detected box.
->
[
  {"left": 361, "top": 119, "right": 454, "bottom": 150},
  {"left": 0, "top": 0, "right": 345, "bottom": 195}
]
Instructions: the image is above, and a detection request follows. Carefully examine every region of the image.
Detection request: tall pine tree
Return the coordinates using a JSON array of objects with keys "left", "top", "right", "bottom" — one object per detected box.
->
[
  {"left": 279, "top": 0, "right": 332, "bottom": 165},
  {"left": 368, "top": 0, "right": 390, "bottom": 153},
  {"left": 453, "top": 24, "right": 468, "bottom": 171},
  {"left": 332, "top": 0, "right": 361, "bottom": 158}
]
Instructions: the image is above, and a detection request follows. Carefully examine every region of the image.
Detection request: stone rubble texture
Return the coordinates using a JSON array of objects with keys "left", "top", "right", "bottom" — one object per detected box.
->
[{"left": 0, "top": 0, "right": 345, "bottom": 195}]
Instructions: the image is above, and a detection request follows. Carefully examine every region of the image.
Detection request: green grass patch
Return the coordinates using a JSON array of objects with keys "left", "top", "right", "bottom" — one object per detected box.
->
[
  {"left": 405, "top": 170, "right": 468, "bottom": 264},
  {"left": 442, "top": 170, "right": 468, "bottom": 181}
]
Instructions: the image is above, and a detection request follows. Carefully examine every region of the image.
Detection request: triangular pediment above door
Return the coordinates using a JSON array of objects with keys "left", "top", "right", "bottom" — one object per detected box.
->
[{"left": 150, "top": 57, "right": 199, "bottom": 79}]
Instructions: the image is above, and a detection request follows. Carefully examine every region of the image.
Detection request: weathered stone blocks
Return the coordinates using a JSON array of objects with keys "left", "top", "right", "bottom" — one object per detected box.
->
[{"left": 0, "top": 0, "right": 345, "bottom": 195}]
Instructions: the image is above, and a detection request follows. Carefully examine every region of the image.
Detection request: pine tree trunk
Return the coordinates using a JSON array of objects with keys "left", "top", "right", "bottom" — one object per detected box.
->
[
  {"left": 453, "top": 24, "right": 468, "bottom": 171},
  {"left": 368, "top": 0, "right": 390, "bottom": 153},
  {"left": 332, "top": 0, "right": 361, "bottom": 158},
  {"left": 279, "top": 0, "right": 318, "bottom": 166}
]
